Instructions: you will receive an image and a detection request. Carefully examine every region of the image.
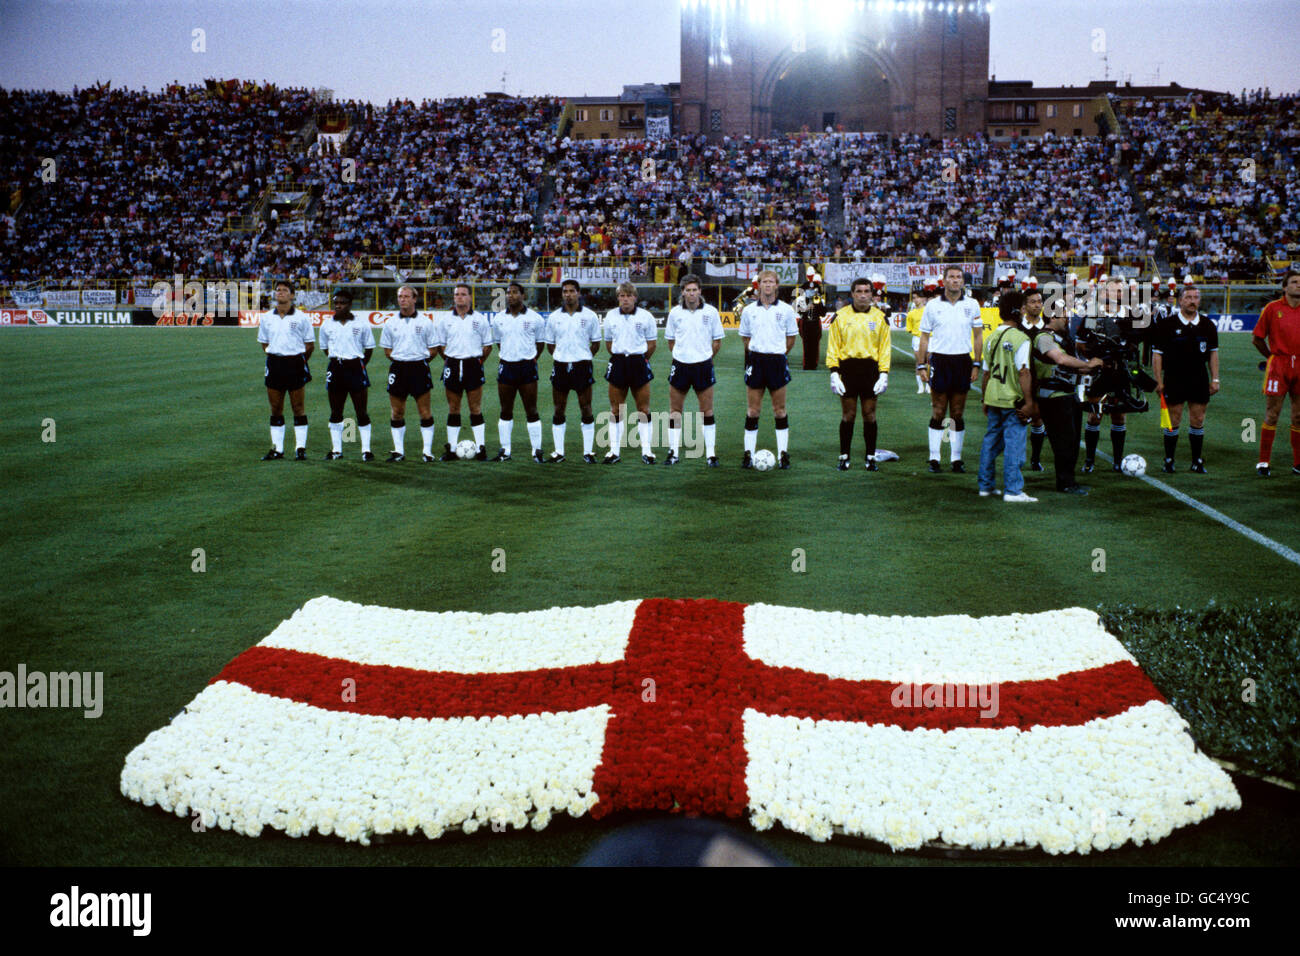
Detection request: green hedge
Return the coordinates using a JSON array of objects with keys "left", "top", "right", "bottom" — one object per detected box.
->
[{"left": 1098, "top": 601, "right": 1300, "bottom": 782}]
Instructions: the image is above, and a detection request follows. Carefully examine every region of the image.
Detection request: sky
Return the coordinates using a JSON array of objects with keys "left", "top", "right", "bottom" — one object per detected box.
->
[{"left": 0, "top": 0, "right": 1295, "bottom": 102}]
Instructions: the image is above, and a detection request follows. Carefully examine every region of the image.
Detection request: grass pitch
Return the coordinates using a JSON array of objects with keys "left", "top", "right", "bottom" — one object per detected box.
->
[{"left": 1, "top": 327, "right": 1297, "bottom": 866}]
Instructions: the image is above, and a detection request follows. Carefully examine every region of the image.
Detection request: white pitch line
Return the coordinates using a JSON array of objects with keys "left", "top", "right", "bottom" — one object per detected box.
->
[{"left": 1093, "top": 449, "right": 1300, "bottom": 567}]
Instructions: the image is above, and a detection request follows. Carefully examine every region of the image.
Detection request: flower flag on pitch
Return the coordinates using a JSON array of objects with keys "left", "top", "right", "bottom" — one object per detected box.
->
[{"left": 121, "top": 597, "right": 1239, "bottom": 852}]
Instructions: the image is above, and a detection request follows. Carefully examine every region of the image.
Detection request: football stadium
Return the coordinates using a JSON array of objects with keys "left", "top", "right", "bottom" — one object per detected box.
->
[{"left": 1, "top": 0, "right": 1297, "bottom": 902}]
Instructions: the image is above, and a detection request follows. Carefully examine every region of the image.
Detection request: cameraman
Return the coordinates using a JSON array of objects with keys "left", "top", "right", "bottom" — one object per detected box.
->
[
  {"left": 1034, "top": 292, "right": 1104, "bottom": 494},
  {"left": 1077, "top": 277, "right": 1152, "bottom": 472}
]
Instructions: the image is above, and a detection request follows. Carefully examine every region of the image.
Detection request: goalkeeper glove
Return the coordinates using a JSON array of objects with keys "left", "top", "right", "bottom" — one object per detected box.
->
[
  {"left": 873, "top": 372, "right": 888, "bottom": 396},
  {"left": 830, "top": 371, "right": 846, "bottom": 396}
]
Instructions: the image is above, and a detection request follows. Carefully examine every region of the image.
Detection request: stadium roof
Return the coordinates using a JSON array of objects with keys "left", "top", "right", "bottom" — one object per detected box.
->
[{"left": 987, "top": 79, "right": 1222, "bottom": 100}]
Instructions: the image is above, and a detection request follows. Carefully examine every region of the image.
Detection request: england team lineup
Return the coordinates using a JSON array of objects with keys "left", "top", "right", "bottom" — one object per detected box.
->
[{"left": 258, "top": 267, "right": 1300, "bottom": 497}]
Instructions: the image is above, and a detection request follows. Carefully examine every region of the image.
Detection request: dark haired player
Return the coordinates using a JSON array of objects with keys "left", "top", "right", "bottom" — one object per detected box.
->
[
  {"left": 545, "top": 279, "right": 602, "bottom": 463},
  {"left": 319, "top": 289, "right": 375, "bottom": 460},
  {"left": 664, "top": 274, "right": 724, "bottom": 466},
  {"left": 827, "top": 277, "right": 890, "bottom": 471},
  {"left": 491, "top": 282, "right": 546, "bottom": 462},
  {"left": 257, "top": 278, "right": 314, "bottom": 460},
  {"left": 1252, "top": 268, "right": 1300, "bottom": 476}
]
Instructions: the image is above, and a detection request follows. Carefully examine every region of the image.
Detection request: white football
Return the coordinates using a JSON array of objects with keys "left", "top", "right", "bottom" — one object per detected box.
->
[
  {"left": 753, "top": 449, "right": 777, "bottom": 471},
  {"left": 455, "top": 439, "right": 479, "bottom": 460},
  {"left": 1120, "top": 454, "right": 1146, "bottom": 477}
]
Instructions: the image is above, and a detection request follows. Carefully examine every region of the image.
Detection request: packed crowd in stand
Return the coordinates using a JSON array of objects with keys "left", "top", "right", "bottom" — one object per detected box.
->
[
  {"left": 839, "top": 131, "right": 1149, "bottom": 262},
  {"left": 300, "top": 96, "right": 560, "bottom": 282},
  {"left": 0, "top": 81, "right": 1295, "bottom": 289},
  {"left": 0, "top": 81, "right": 316, "bottom": 286},
  {"left": 538, "top": 133, "right": 834, "bottom": 264},
  {"left": 1120, "top": 90, "right": 1300, "bottom": 281}
]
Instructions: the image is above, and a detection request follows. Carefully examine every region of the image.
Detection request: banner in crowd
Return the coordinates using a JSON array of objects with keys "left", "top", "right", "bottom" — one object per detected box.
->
[
  {"left": 11, "top": 289, "right": 42, "bottom": 307},
  {"left": 1110, "top": 264, "right": 1141, "bottom": 279},
  {"left": 552, "top": 265, "right": 631, "bottom": 284},
  {"left": 42, "top": 290, "right": 81, "bottom": 306},
  {"left": 704, "top": 262, "right": 803, "bottom": 285},
  {"left": 906, "top": 261, "right": 985, "bottom": 285},
  {"left": 645, "top": 115, "right": 670, "bottom": 140},
  {"left": 295, "top": 290, "right": 330, "bottom": 310},
  {"left": 81, "top": 289, "right": 117, "bottom": 306},
  {"left": 991, "top": 259, "right": 1033, "bottom": 282},
  {"left": 822, "top": 261, "right": 912, "bottom": 290}
]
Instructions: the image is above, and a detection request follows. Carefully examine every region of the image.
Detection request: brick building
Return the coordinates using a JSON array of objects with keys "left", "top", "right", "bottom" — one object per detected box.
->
[{"left": 679, "top": 0, "right": 991, "bottom": 139}]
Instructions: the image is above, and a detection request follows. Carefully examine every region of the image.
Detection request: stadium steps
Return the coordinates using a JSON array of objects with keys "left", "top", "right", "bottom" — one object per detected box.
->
[
  {"left": 826, "top": 157, "right": 846, "bottom": 241},
  {"left": 1111, "top": 111, "right": 1171, "bottom": 275}
]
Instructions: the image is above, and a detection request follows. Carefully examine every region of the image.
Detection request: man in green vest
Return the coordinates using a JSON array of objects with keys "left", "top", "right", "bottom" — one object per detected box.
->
[{"left": 977, "top": 291, "right": 1037, "bottom": 502}]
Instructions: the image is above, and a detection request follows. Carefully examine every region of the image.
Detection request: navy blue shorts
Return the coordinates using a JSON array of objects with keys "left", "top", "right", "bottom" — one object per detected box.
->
[
  {"left": 387, "top": 360, "right": 433, "bottom": 399},
  {"left": 442, "top": 356, "right": 486, "bottom": 394},
  {"left": 498, "top": 358, "right": 539, "bottom": 386},
  {"left": 551, "top": 359, "right": 595, "bottom": 393},
  {"left": 325, "top": 357, "right": 370, "bottom": 393},
  {"left": 265, "top": 353, "right": 311, "bottom": 392},
  {"left": 669, "top": 359, "right": 716, "bottom": 393},
  {"left": 928, "top": 353, "right": 973, "bottom": 394},
  {"left": 744, "top": 352, "right": 792, "bottom": 391},
  {"left": 605, "top": 353, "right": 654, "bottom": 389}
]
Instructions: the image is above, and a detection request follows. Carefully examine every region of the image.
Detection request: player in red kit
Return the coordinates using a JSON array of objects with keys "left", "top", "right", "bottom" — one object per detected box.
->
[{"left": 1253, "top": 269, "right": 1300, "bottom": 476}]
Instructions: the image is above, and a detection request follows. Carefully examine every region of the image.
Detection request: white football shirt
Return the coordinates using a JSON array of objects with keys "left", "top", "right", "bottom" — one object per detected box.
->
[
  {"left": 604, "top": 307, "right": 657, "bottom": 355},
  {"left": 257, "top": 308, "right": 315, "bottom": 356},
  {"left": 433, "top": 310, "right": 493, "bottom": 359},
  {"left": 739, "top": 300, "right": 798, "bottom": 354},
  {"left": 492, "top": 308, "right": 546, "bottom": 362},
  {"left": 379, "top": 312, "right": 436, "bottom": 361},
  {"left": 545, "top": 307, "right": 602, "bottom": 363},
  {"left": 321, "top": 317, "right": 374, "bottom": 360},
  {"left": 920, "top": 295, "right": 982, "bottom": 356},
  {"left": 666, "top": 303, "right": 724, "bottom": 363}
]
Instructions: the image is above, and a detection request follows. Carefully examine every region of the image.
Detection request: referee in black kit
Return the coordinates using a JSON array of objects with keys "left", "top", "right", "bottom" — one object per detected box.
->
[{"left": 1153, "top": 283, "right": 1220, "bottom": 473}]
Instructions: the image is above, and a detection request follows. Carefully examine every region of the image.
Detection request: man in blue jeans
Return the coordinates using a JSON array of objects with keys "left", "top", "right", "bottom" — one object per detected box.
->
[{"left": 978, "top": 291, "right": 1039, "bottom": 502}]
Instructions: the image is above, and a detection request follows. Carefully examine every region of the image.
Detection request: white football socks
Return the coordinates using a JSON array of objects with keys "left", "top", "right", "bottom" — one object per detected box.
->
[
  {"left": 270, "top": 424, "right": 285, "bottom": 453},
  {"left": 526, "top": 419, "right": 542, "bottom": 453},
  {"left": 294, "top": 424, "right": 308, "bottom": 450},
  {"left": 358, "top": 423, "right": 371, "bottom": 454},
  {"left": 421, "top": 424, "right": 435, "bottom": 457},
  {"left": 329, "top": 422, "right": 343, "bottom": 454},
  {"left": 928, "top": 427, "right": 943, "bottom": 461},
  {"left": 703, "top": 422, "right": 716, "bottom": 458},
  {"left": 391, "top": 425, "right": 405, "bottom": 453},
  {"left": 552, "top": 422, "right": 566, "bottom": 455},
  {"left": 498, "top": 419, "right": 513, "bottom": 455},
  {"left": 580, "top": 421, "right": 594, "bottom": 455}
]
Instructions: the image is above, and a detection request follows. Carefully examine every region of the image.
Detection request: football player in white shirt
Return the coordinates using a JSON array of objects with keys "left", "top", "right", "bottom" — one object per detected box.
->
[
  {"left": 545, "top": 279, "right": 602, "bottom": 463},
  {"left": 602, "top": 281, "right": 658, "bottom": 464},
  {"left": 319, "top": 289, "right": 375, "bottom": 460},
  {"left": 432, "top": 283, "right": 494, "bottom": 461},
  {"left": 917, "top": 265, "right": 983, "bottom": 473},
  {"left": 491, "top": 282, "right": 546, "bottom": 462},
  {"left": 257, "top": 278, "right": 315, "bottom": 460},
  {"left": 739, "top": 270, "right": 798, "bottom": 469},
  {"left": 379, "top": 285, "right": 437, "bottom": 462},
  {"left": 664, "top": 274, "right": 724, "bottom": 466}
]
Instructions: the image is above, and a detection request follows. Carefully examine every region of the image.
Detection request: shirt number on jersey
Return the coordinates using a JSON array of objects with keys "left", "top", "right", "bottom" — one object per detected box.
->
[{"left": 388, "top": 373, "right": 396, "bottom": 386}]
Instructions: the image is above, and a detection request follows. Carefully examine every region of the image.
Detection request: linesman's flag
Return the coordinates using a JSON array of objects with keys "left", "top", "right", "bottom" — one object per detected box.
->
[{"left": 122, "top": 598, "right": 1239, "bottom": 852}]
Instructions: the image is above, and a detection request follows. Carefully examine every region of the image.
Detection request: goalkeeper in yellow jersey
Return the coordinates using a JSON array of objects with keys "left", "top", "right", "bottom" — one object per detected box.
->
[{"left": 828, "top": 277, "right": 892, "bottom": 471}]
